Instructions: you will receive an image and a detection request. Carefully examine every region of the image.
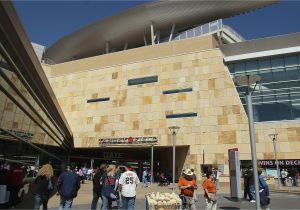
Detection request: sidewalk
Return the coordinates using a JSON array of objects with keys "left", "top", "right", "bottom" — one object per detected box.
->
[
  {"left": 270, "top": 186, "right": 300, "bottom": 194},
  {"left": 15, "top": 181, "right": 300, "bottom": 209}
]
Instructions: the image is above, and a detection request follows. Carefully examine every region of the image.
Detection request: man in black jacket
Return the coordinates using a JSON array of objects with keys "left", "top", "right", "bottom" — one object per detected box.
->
[
  {"left": 91, "top": 164, "right": 106, "bottom": 210},
  {"left": 57, "top": 166, "right": 80, "bottom": 210}
]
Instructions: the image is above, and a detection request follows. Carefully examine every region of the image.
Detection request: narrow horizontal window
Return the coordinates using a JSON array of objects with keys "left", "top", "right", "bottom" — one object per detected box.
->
[
  {"left": 128, "top": 76, "right": 158, "bottom": 86},
  {"left": 166, "top": 112, "right": 197, "bottom": 119},
  {"left": 87, "top": 97, "right": 110, "bottom": 103},
  {"left": 163, "top": 88, "right": 192, "bottom": 95}
]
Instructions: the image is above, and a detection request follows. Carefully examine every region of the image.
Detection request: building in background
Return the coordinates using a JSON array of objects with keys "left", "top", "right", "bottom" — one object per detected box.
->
[{"left": 1, "top": 0, "right": 299, "bottom": 180}]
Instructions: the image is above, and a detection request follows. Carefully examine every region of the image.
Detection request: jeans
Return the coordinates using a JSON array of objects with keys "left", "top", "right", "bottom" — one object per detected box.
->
[
  {"left": 205, "top": 198, "right": 217, "bottom": 210},
  {"left": 91, "top": 190, "right": 102, "bottom": 210},
  {"left": 142, "top": 177, "right": 148, "bottom": 187},
  {"left": 215, "top": 179, "right": 220, "bottom": 190},
  {"left": 8, "top": 186, "right": 21, "bottom": 207},
  {"left": 121, "top": 196, "right": 135, "bottom": 210},
  {"left": 249, "top": 185, "right": 255, "bottom": 201},
  {"left": 291, "top": 177, "right": 297, "bottom": 186},
  {"left": 244, "top": 185, "right": 251, "bottom": 200},
  {"left": 101, "top": 195, "right": 112, "bottom": 210},
  {"left": 34, "top": 194, "right": 49, "bottom": 210},
  {"left": 59, "top": 197, "right": 73, "bottom": 210}
]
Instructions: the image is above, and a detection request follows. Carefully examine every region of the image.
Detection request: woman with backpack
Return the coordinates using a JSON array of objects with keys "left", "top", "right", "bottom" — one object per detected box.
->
[
  {"left": 101, "top": 165, "right": 117, "bottom": 210},
  {"left": 33, "top": 164, "right": 54, "bottom": 210}
]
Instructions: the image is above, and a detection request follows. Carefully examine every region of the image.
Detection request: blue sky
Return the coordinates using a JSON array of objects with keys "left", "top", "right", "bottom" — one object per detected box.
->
[{"left": 13, "top": 1, "right": 300, "bottom": 48}]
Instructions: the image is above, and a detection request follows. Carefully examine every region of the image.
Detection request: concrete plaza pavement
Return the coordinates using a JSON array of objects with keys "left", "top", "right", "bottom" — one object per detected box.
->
[{"left": 44, "top": 181, "right": 300, "bottom": 210}]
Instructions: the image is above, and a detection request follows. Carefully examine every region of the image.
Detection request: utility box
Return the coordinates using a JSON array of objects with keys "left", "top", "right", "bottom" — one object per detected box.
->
[{"left": 228, "top": 148, "right": 242, "bottom": 199}]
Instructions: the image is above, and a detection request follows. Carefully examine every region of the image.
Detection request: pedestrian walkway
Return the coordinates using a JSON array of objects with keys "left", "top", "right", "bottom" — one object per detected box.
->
[
  {"left": 271, "top": 186, "right": 300, "bottom": 194},
  {"left": 44, "top": 181, "right": 300, "bottom": 210}
]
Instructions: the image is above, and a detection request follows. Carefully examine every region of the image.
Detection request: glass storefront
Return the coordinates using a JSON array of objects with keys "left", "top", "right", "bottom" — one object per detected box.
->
[{"left": 228, "top": 54, "right": 300, "bottom": 122}]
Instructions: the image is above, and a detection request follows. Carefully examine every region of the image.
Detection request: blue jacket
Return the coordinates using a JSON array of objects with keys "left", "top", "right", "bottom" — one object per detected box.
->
[
  {"left": 259, "top": 175, "right": 269, "bottom": 196},
  {"left": 58, "top": 171, "right": 80, "bottom": 199}
]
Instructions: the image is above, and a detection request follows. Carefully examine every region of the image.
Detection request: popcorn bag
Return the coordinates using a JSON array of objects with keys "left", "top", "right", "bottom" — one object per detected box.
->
[{"left": 146, "top": 192, "right": 181, "bottom": 210}]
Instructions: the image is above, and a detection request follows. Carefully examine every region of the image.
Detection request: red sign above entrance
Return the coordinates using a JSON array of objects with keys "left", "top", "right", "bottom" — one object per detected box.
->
[{"left": 99, "top": 136, "right": 158, "bottom": 146}]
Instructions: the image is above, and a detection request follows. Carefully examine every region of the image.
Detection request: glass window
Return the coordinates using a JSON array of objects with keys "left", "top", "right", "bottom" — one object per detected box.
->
[
  {"left": 278, "top": 102, "right": 292, "bottom": 120},
  {"left": 290, "top": 93, "right": 300, "bottom": 101},
  {"left": 271, "top": 57, "right": 284, "bottom": 68},
  {"left": 259, "top": 69, "right": 273, "bottom": 83},
  {"left": 227, "top": 64, "right": 234, "bottom": 74},
  {"left": 180, "top": 31, "right": 187, "bottom": 39},
  {"left": 288, "top": 80, "right": 300, "bottom": 88},
  {"left": 246, "top": 61, "right": 258, "bottom": 72},
  {"left": 187, "top": 29, "right": 194, "bottom": 38},
  {"left": 194, "top": 27, "right": 202, "bottom": 36},
  {"left": 252, "top": 96, "right": 262, "bottom": 104},
  {"left": 285, "top": 55, "right": 298, "bottom": 67},
  {"left": 286, "top": 67, "right": 300, "bottom": 80},
  {"left": 234, "top": 63, "right": 245, "bottom": 74},
  {"left": 263, "top": 95, "right": 276, "bottom": 103},
  {"left": 202, "top": 24, "right": 209, "bottom": 34},
  {"left": 272, "top": 68, "right": 286, "bottom": 82},
  {"left": 276, "top": 94, "right": 290, "bottom": 102},
  {"left": 291, "top": 100, "right": 300, "bottom": 120},
  {"left": 259, "top": 59, "right": 271, "bottom": 70},
  {"left": 272, "top": 82, "right": 289, "bottom": 89},
  {"left": 128, "top": 75, "right": 158, "bottom": 86}
]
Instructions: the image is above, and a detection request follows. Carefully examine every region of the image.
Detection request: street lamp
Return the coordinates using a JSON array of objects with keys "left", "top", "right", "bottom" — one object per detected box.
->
[
  {"left": 269, "top": 133, "right": 280, "bottom": 188},
  {"left": 168, "top": 126, "right": 180, "bottom": 192},
  {"left": 234, "top": 75, "right": 261, "bottom": 210},
  {"left": 150, "top": 144, "right": 154, "bottom": 185}
]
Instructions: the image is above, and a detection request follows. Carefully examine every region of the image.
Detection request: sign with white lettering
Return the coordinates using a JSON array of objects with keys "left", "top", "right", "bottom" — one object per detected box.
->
[
  {"left": 258, "top": 160, "right": 300, "bottom": 167},
  {"left": 99, "top": 136, "right": 158, "bottom": 146}
]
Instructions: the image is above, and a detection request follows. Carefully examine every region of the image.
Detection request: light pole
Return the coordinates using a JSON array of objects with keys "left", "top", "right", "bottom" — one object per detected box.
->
[
  {"left": 234, "top": 75, "right": 261, "bottom": 210},
  {"left": 150, "top": 144, "right": 154, "bottom": 184},
  {"left": 169, "top": 126, "right": 180, "bottom": 193},
  {"left": 269, "top": 133, "right": 280, "bottom": 188}
]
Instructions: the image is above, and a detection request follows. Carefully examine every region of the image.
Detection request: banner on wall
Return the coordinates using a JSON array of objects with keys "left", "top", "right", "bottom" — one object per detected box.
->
[{"left": 258, "top": 159, "right": 300, "bottom": 167}]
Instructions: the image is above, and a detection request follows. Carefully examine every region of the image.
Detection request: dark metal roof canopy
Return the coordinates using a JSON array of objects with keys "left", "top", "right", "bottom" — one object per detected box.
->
[
  {"left": 0, "top": 1, "right": 73, "bottom": 149},
  {"left": 44, "top": 0, "right": 279, "bottom": 63}
]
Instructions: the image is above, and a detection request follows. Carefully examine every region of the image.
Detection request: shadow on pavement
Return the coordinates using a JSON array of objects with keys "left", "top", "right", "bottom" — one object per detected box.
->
[
  {"left": 223, "top": 196, "right": 243, "bottom": 202},
  {"left": 219, "top": 207, "right": 240, "bottom": 210}
]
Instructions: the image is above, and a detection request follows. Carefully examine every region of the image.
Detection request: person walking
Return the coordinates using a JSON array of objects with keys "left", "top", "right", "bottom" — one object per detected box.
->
[
  {"left": 248, "top": 168, "right": 255, "bottom": 202},
  {"left": 203, "top": 172, "right": 217, "bottom": 210},
  {"left": 243, "top": 168, "right": 251, "bottom": 200},
  {"left": 280, "top": 169, "right": 287, "bottom": 186},
  {"left": 290, "top": 167, "right": 297, "bottom": 187},
  {"left": 33, "top": 164, "right": 54, "bottom": 210},
  {"left": 57, "top": 166, "right": 81, "bottom": 210},
  {"left": 178, "top": 169, "right": 198, "bottom": 210},
  {"left": 258, "top": 168, "right": 270, "bottom": 210},
  {"left": 78, "top": 167, "right": 85, "bottom": 184},
  {"left": 142, "top": 168, "right": 148, "bottom": 188},
  {"left": 101, "top": 165, "right": 117, "bottom": 210},
  {"left": 119, "top": 166, "right": 140, "bottom": 210},
  {"left": 7, "top": 163, "right": 25, "bottom": 208},
  {"left": 91, "top": 164, "right": 106, "bottom": 210}
]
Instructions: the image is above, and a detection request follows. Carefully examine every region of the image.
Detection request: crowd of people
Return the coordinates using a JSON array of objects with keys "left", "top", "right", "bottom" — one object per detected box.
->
[
  {"left": 243, "top": 168, "right": 271, "bottom": 209},
  {"left": 280, "top": 168, "right": 299, "bottom": 187},
  {"left": 2, "top": 160, "right": 297, "bottom": 210}
]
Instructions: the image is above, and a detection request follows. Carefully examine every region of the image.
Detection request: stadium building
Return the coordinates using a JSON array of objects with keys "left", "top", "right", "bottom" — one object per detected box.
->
[{"left": 1, "top": 0, "right": 299, "bottom": 179}]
